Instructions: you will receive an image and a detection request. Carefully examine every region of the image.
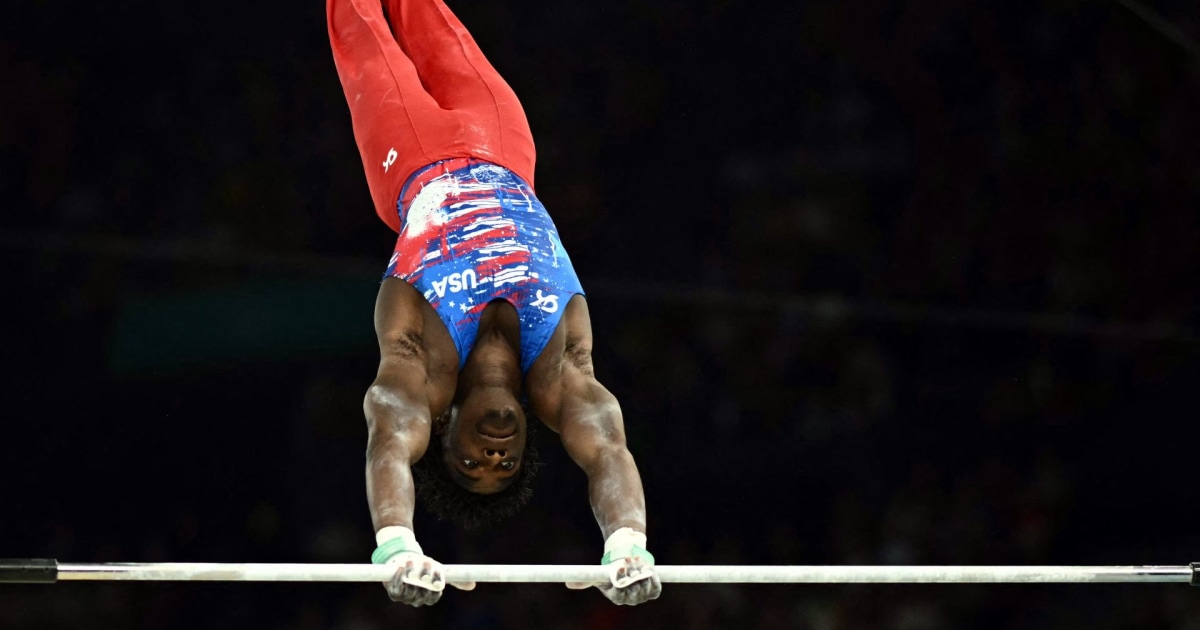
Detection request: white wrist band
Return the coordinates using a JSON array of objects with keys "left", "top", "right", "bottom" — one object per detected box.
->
[
  {"left": 603, "top": 527, "right": 647, "bottom": 556},
  {"left": 375, "top": 525, "right": 422, "bottom": 554}
]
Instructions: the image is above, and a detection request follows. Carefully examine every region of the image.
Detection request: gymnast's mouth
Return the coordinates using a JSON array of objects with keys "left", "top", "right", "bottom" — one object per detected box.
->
[{"left": 478, "top": 429, "right": 517, "bottom": 440}]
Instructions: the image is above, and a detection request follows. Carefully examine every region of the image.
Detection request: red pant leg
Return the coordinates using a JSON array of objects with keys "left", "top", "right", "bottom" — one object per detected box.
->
[
  {"left": 384, "top": 0, "right": 537, "bottom": 185},
  {"left": 328, "top": 0, "right": 537, "bottom": 233}
]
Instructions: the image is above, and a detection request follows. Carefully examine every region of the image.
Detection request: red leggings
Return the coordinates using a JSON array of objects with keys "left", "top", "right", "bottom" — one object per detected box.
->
[{"left": 327, "top": 0, "right": 537, "bottom": 232}]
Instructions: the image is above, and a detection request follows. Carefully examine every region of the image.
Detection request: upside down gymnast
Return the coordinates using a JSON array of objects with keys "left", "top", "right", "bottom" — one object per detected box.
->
[{"left": 327, "top": 0, "right": 660, "bottom": 607}]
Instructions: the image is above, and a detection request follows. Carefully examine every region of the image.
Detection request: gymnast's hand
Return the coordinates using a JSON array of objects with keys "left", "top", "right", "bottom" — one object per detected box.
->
[
  {"left": 567, "top": 528, "right": 662, "bottom": 605},
  {"left": 384, "top": 550, "right": 446, "bottom": 606},
  {"left": 372, "top": 526, "right": 475, "bottom": 607}
]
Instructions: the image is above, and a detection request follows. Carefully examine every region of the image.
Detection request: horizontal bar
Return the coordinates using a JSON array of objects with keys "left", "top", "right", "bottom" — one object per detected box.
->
[
  {"left": 39, "top": 563, "right": 1195, "bottom": 584},
  {"left": 0, "top": 559, "right": 57, "bottom": 584}
]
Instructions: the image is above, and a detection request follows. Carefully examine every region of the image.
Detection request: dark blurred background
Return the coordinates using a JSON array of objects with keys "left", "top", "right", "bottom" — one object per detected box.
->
[{"left": 3, "top": 0, "right": 1199, "bottom": 627}]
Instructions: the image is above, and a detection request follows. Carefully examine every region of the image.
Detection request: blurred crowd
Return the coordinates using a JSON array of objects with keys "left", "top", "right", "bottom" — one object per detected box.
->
[{"left": 3, "top": 0, "right": 1199, "bottom": 628}]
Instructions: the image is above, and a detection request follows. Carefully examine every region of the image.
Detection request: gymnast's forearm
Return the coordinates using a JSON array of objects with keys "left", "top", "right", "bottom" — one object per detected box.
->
[
  {"left": 363, "top": 385, "right": 431, "bottom": 531},
  {"left": 584, "top": 444, "right": 649, "bottom": 539},
  {"left": 365, "top": 432, "right": 421, "bottom": 531}
]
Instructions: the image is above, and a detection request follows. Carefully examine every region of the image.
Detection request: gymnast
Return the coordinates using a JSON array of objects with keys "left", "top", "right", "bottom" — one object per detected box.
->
[{"left": 327, "top": 0, "right": 660, "bottom": 607}]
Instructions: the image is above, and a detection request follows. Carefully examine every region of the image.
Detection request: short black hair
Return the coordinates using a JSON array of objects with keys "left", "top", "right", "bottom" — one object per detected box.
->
[{"left": 411, "top": 418, "right": 543, "bottom": 530}]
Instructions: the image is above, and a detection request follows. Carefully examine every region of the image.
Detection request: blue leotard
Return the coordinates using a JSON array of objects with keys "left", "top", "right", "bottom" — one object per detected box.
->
[{"left": 384, "top": 158, "right": 584, "bottom": 373}]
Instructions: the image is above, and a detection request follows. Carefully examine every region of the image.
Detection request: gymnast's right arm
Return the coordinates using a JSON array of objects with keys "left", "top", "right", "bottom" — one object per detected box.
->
[{"left": 362, "top": 286, "right": 448, "bottom": 607}]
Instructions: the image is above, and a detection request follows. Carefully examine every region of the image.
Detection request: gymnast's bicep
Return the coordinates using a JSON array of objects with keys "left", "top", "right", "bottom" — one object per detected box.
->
[{"left": 366, "top": 279, "right": 433, "bottom": 440}]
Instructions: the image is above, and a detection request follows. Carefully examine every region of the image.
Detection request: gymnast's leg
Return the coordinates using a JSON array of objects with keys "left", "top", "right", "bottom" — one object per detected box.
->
[
  {"left": 382, "top": 0, "right": 537, "bottom": 186},
  {"left": 327, "top": 0, "right": 450, "bottom": 230}
]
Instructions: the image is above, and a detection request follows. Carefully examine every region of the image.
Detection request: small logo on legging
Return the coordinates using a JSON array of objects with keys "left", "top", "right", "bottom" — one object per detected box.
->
[{"left": 383, "top": 148, "right": 398, "bottom": 172}]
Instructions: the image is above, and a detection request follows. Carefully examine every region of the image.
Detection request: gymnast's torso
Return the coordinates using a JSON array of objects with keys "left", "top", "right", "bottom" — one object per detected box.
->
[{"left": 383, "top": 157, "right": 586, "bottom": 375}]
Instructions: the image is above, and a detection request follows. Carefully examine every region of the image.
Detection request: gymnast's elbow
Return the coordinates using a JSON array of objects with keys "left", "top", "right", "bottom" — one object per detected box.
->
[
  {"left": 364, "top": 419, "right": 429, "bottom": 467},
  {"left": 363, "top": 383, "right": 431, "bottom": 442}
]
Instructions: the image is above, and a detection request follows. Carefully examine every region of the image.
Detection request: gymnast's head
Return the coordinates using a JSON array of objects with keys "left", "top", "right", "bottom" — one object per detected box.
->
[{"left": 411, "top": 385, "right": 542, "bottom": 528}]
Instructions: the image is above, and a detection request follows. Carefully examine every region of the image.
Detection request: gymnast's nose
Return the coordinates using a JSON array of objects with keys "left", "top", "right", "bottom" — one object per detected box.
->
[{"left": 483, "top": 448, "right": 507, "bottom": 460}]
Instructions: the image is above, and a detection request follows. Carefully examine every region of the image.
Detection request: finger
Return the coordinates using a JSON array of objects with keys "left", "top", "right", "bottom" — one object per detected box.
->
[
  {"left": 612, "top": 571, "right": 653, "bottom": 588},
  {"left": 565, "top": 581, "right": 600, "bottom": 590},
  {"left": 392, "top": 583, "right": 418, "bottom": 606},
  {"left": 612, "top": 574, "right": 657, "bottom": 606},
  {"left": 392, "top": 566, "right": 444, "bottom": 605},
  {"left": 627, "top": 564, "right": 643, "bottom": 581},
  {"left": 419, "top": 561, "right": 434, "bottom": 587},
  {"left": 449, "top": 580, "right": 476, "bottom": 591},
  {"left": 423, "top": 561, "right": 437, "bottom": 586},
  {"left": 401, "top": 562, "right": 445, "bottom": 593},
  {"left": 429, "top": 565, "right": 446, "bottom": 592},
  {"left": 637, "top": 578, "right": 657, "bottom": 603},
  {"left": 619, "top": 564, "right": 656, "bottom": 588},
  {"left": 405, "top": 582, "right": 431, "bottom": 607},
  {"left": 648, "top": 577, "right": 663, "bottom": 601},
  {"left": 386, "top": 567, "right": 407, "bottom": 597},
  {"left": 405, "top": 584, "right": 428, "bottom": 607},
  {"left": 609, "top": 563, "right": 629, "bottom": 588},
  {"left": 386, "top": 577, "right": 409, "bottom": 602},
  {"left": 396, "top": 560, "right": 415, "bottom": 585},
  {"left": 629, "top": 578, "right": 650, "bottom": 603},
  {"left": 622, "top": 581, "right": 644, "bottom": 605},
  {"left": 597, "top": 585, "right": 624, "bottom": 605}
]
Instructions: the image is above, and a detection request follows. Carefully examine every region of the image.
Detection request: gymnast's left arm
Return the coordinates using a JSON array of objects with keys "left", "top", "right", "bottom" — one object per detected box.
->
[{"left": 555, "top": 365, "right": 662, "bottom": 605}]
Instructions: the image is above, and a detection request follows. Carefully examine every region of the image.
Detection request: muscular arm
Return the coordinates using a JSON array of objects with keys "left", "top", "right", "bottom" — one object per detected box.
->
[
  {"left": 529, "top": 297, "right": 648, "bottom": 539},
  {"left": 530, "top": 299, "right": 659, "bottom": 603},
  {"left": 555, "top": 359, "right": 648, "bottom": 539},
  {"left": 364, "top": 281, "right": 468, "bottom": 607},
  {"left": 364, "top": 281, "right": 437, "bottom": 531},
  {"left": 365, "top": 355, "right": 430, "bottom": 531}
]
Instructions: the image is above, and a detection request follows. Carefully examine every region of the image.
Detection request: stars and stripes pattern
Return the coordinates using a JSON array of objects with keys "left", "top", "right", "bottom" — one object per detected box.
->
[{"left": 384, "top": 159, "right": 584, "bottom": 371}]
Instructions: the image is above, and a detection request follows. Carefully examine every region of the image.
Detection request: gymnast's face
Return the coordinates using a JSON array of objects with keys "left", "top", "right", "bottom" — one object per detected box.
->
[{"left": 442, "top": 386, "right": 526, "bottom": 494}]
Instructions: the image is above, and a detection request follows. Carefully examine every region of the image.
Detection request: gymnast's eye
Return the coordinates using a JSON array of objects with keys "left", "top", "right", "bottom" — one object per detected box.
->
[
  {"left": 500, "top": 461, "right": 515, "bottom": 471},
  {"left": 463, "top": 460, "right": 479, "bottom": 469}
]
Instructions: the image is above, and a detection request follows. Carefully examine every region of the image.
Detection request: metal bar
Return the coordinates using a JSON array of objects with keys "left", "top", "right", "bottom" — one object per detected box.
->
[
  {"left": 34, "top": 563, "right": 1194, "bottom": 584},
  {"left": 0, "top": 559, "right": 57, "bottom": 584}
]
